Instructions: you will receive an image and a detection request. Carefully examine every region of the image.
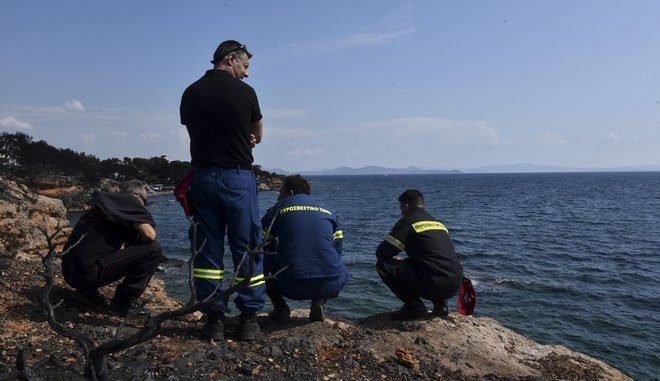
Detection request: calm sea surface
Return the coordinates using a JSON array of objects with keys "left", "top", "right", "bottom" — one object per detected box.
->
[{"left": 146, "top": 172, "right": 660, "bottom": 380}]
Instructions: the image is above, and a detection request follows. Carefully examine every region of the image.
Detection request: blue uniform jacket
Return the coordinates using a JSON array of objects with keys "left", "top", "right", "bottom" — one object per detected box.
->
[{"left": 261, "top": 194, "right": 346, "bottom": 280}]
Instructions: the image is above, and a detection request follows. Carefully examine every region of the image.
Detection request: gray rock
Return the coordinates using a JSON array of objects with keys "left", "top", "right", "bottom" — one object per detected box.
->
[{"left": 0, "top": 177, "right": 71, "bottom": 257}]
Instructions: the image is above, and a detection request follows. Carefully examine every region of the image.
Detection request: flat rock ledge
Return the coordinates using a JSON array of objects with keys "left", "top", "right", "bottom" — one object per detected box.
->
[{"left": 0, "top": 254, "right": 632, "bottom": 380}]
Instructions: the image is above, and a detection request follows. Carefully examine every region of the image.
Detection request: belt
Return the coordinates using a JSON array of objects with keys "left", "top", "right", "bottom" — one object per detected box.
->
[{"left": 198, "top": 164, "right": 252, "bottom": 171}]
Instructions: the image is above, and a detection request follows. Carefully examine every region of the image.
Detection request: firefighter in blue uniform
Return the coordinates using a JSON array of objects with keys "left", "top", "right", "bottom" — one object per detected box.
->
[
  {"left": 261, "top": 175, "right": 349, "bottom": 322},
  {"left": 376, "top": 189, "right": 463, "bottom": 320}
]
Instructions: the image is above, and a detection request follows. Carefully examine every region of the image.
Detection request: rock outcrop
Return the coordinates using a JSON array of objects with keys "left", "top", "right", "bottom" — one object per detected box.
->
[
  {"left": 21, "top": 171, "right": 285, "bottom": 212},
  {"left": 0, "top": 177, "right": 71, "bottom": 257}
]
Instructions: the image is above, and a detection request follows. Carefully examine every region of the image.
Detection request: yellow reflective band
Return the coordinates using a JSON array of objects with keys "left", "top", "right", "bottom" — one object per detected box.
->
[
  {"left": 235, "top": 273, "right": 266, "bottom": 287},
  {"left": 279, "top": 205, "right": 332, "bottom": 215},
  {"left": 412, "top": 221, "right": 448, "bottom": 234},
  {"left": 333, "top": 230, "right": 344, "bottom": 240},
  {"left": 385, "top": 235, "right": 405, "bottom": 251},
  {"left": 193, "top": 268, "right": 224, "bottom": 280}
]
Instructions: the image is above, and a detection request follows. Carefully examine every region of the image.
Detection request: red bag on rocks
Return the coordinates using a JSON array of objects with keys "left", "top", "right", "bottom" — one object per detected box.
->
[{"left": 457, "top": 276, "right": 476, "bottom": 316}]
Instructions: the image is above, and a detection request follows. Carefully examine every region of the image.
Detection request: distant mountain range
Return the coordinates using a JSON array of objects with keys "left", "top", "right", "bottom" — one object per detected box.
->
[
  {"left": 463, "top": 163, "right": 660, "bottom": 174},
  {"left": 267, "top": 166, "right": 462, "bottom": 176},
  {"left": 265, "top": 164, "right": 660, "bottom": 176}
]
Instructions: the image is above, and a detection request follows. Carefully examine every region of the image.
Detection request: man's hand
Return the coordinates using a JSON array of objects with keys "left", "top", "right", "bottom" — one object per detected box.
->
[{"left": 249, "top": 133, "right": 257, "bottom": 148}]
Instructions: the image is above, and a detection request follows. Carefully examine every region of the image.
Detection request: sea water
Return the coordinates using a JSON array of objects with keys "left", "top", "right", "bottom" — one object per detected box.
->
[{"left": 147, "top": 172, "right": 660, "bottom": 380}]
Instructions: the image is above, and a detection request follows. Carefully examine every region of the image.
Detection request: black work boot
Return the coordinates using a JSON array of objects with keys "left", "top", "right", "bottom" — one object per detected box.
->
[
  {"left": 390, "top": 300, "right": 428, "bottom": 321},
  {"left": 309, "top": 299, "right": 325, "bottom": 322},
  {"left": 432, "top": 299, "right": 449, "bottom": 317},
  {"left": 266, "top": 281, "right": 290, "bottom": 322},
  {"left": 236, "top": 311, "right": 260, "bottom": 341},
  {"left": 73, "top": 289, "right": 109, "bottom": 308},
  {"left": 107, "top": 299, "right": 132, "bottom": 317},
  {"left": 201, "top": 311, "right": 225, "bottom": 341},
  {"left": 268, "top": 302, "right": 291, "bottom": 322}
]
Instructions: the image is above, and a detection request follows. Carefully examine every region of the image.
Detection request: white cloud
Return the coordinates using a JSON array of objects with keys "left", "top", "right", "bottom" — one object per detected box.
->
[
  {"left": 267, "top": 126, "right": 321, "bottom": 139},
  {"left": 266, "top": 108, "right": 310, "bottom": 118},
  {"left": 538, "top": 130, "right": 567, "bottom": 146},
  {"left": 341, "top": 28, "right": 417, "bottom": 47},
  {"left": 257, "top": 116, "right": 510, "bottom": 171},
  {"left": 602, "top": 132, "right": 621, "bottom": 142},
  {"left": 139, "top": 132, "right": 161, "bottom": 141},
  {"left": 64, "top": 100, "right": 85, "bottom": 112},
  {"left": 276, "top": 28, "right": 418, "bottom": 58},
  {"left": 285, "top": 148, "right": 325, "bottom": 156},
  {"left": 0, "top": 116, "right": 33, "bottom": 130},
  {"left": 171, "top": 127, "right": 189, "bottom": 147},
  {"left": 362, "top": 117, "right": 505, "bottom": 146},
  {"left": 109, "top": 131, "right": 127, "bottom": 144},
  {"left": 79, "top": 133, "right": 95, "bottom": 146}
]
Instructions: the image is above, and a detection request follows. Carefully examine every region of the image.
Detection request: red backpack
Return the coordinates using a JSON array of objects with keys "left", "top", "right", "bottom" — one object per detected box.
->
[
  {"left": 173, "top": 171, "right": 194, "bottom": 217},
  {"left": 457, "top": 276, "right": 476, "bottom": 316}
]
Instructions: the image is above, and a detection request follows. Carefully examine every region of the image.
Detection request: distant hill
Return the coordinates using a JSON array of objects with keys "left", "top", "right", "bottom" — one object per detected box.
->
[
  {"left": 264, "top": 167, "right": 292, "bottom": 175},
  {"left": 299, "top": 166, "right": 462, "bottom": 176},
  {"left": 464, "top": 163, "right": 660, "bottom": 173}
]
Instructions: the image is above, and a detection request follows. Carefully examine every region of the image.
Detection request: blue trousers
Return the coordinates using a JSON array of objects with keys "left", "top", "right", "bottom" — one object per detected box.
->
[
  {"left": 267, "top": 272, "right": 348, "bottom": 301},
  {"left": 190, "top": 167, "right": 265, "bottom": 314}
]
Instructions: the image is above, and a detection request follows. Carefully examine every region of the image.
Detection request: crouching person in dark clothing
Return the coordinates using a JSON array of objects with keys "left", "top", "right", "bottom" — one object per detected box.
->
[
  {"left": 376, "top": 189, "right": 463, "bottom": 320},
  {"left": 61, "top": 181, "right": 162, "bottom": 317},
  {"left": 261, "top": 175, "right": 349, "bottom": 322}
]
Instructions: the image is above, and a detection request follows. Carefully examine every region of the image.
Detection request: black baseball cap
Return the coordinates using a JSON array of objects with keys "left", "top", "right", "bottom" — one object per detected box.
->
[{"left": 211, "top": 40, "right": 252, "bottom": 64}]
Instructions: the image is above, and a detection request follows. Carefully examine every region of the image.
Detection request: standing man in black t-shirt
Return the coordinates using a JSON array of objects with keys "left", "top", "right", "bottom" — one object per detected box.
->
[
  {"left": 375, "top": 189, "right": 463, "bottom": 320},
  {"left": 180, "top": 40, "right": 265, "bottom": 341}
]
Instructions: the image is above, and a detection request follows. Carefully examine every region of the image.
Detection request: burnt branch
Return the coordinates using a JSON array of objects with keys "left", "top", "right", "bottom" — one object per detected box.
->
[
  {"left": 34, "top": 226, "right": 99, "bottom": 378},
  {"left": 186, "top": 215, "right": 205, "bottom": 304}
]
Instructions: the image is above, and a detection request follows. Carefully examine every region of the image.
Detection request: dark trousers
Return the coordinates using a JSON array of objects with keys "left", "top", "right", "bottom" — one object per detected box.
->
[
  {"left": 376, "top": 258, "right": 460, "bottom": 305},
  {"left": 63, "top": 241, "right": 162, "bottom": 303},
  {"left": 265, "top": 271, "right": 348, "bottom": 304}
]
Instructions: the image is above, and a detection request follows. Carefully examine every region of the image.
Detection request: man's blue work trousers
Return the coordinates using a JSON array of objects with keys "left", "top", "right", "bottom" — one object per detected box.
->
[{"left": 190, "top": 167, "right": 265, "bottom": 314}]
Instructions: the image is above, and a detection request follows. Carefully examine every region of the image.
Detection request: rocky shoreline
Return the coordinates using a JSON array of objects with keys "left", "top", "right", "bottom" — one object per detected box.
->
[
  {"left": 0, "top": 177, "right": 633, "bottom": 380},
  {"left": 15, "top": 171, "right": 283, "bottom": 212}
]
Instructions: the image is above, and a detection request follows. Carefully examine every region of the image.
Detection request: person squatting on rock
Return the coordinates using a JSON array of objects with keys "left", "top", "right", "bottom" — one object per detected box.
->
[
  {"left": 61, "top": 181, "right": 162, "bottom": 317},
  {"left": 180, "top": 40, "right": 265, "bottom": 341},
  {"left": 261, "top": 175, "right": 349, "bottom": 322},
  {"left": 375, "top": 189, "right": 463, "bottom": 320}
]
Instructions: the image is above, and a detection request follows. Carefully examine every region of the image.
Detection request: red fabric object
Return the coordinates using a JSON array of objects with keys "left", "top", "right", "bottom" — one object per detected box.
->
[
  {"left": 457, "top": 276, "right": 476, "bottom": 316},
  {"left": 174, "top": 171, "right": 194, "bottom": 217}
]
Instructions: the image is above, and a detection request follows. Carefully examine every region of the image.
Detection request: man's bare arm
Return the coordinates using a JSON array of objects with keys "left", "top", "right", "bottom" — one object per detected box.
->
[
  {"left": 134, "top": 222, "right": 157, "bottom": 242},
  {"left": 250, "top": 119, "right": 263, "bottom": 144}
]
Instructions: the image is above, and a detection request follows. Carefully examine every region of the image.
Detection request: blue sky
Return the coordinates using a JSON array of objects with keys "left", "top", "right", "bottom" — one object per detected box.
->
[{"left": 1, "top": 1, "right": 659, "bottom": 171}]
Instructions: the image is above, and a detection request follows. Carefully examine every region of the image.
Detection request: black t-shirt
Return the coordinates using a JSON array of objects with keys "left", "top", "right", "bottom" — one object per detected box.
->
[{"left": 180, "top": 69, "right": 262, "bottom": 167}]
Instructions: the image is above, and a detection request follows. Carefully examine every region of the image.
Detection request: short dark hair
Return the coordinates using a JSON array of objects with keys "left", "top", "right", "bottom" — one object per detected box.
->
[
  {"left": 211, "top": 40, "right": 252, "bottom": 64},
  {"left": 283, "top": 175, "right": 311, "bottom": 195},
  {"left": 398, "top": 189, "right": 424, "bottom": 208}
]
